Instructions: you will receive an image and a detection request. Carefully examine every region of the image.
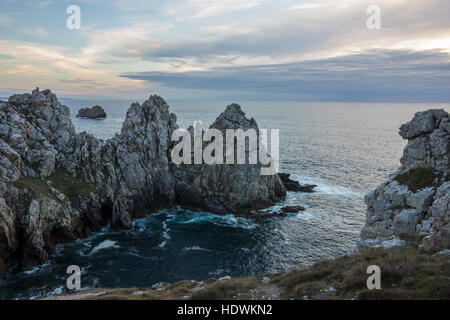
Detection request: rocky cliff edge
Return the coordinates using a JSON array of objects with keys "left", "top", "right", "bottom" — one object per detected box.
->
[
  {"left": 357, "top": 109, "right": 449, "bottom": 253},
  {"left": 0, "top": 88, "right": 286, "bottom": 274}
]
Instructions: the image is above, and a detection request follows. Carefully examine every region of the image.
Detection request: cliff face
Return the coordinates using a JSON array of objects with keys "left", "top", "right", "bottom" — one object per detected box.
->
[
  {"left": 357, "top": 109, "right": 449, "bottom": 253},
  {"left": 173, "top": 103, "right": 286, "bottom": 214},
  {"left": 0, "top": 88, "right": 285, "bottom": 274}
]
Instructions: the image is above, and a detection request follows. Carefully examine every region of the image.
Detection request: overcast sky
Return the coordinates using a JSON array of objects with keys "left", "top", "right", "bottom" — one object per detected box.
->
[{"left": 0, "top": 0, "right": 449, "bottom": 101}]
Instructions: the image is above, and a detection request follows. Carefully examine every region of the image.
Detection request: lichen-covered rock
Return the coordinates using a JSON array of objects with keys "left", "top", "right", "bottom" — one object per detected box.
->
[
  {"left": 172, "top": 103, "right": 286, "bottom": 214},
  {"left": 357, "top": 109, "right": 450, "bottom": 253},
  {"left": 0, "top": 89, "right": 286, "bottom": 274}
]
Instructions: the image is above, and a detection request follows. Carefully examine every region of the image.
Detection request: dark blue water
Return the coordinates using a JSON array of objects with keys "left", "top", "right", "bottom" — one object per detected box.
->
[{"left": 1, "top": 100, "right": 449, "bottom": 299}]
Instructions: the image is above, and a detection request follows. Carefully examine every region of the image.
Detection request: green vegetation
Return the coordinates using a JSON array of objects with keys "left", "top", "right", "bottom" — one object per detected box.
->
[
  {"left": 44, "top": 246, "right": 450, "bottom": 300},
  {"left": 48, "top": 168, "right": 94, "bottom": 199},
  {"left": 13, "top": 176, "right": 51, "bottom": 197},
  {"left": 395, "top": 167, "right": 436, "bottom": 192},
  {"left": 398, "top": 232, "right": 423, "bottom": 245},
  {"left": 22, "top": 159, "right": 41, "bottom": 174},
  {"left": 14, "top": 168, "right": 94, "bottom": 200}
]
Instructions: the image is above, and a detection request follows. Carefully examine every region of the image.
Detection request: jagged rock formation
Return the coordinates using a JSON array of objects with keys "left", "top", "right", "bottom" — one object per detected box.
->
[
  {"left": 76, "top": 105, "right": 106, "bottom": 119},
  {"left": 357, "top": 109, "right": 449, "bottom": 253},
  {"left": 0, "top": 88, "right": 286, "bottom": 274},
  {"left": 173, "top": 104, "right": 286, "bottom": 214},
  {"left": 63, "top": 96, "right": 178, "bottom": 230}
]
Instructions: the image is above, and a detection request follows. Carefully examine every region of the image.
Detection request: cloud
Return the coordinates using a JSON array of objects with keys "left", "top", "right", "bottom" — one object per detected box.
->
[
  {"left": 0, "top": 39, "right": 150, "bottom": 97},
  {"left": 1, "top": 0, "right": 450, "bottom": 100},
  {"left": 20, "top": 26, "right": 49, "bottom": 37},
  {"left": 82, "top": 0, "right": 450, "bottom": 70},
  {"left": 121, "top": 49, "right": 450, "bottom": 101},
  {"left": 171, "top": 0, "right": 264, "bottom": 19},
  {"left": 114, "top": 0, "right": 263, "bottom": 18}
]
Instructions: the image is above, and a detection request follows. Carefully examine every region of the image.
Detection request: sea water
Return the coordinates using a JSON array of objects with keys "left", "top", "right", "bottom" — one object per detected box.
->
[{"left": 1, "top": 100, "right": 449, "bottom": 299}]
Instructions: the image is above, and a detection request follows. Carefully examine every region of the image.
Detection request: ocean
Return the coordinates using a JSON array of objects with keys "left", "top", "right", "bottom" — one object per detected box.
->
[{"left": 1, "top": 99, "right": 449, "bottom": 299}]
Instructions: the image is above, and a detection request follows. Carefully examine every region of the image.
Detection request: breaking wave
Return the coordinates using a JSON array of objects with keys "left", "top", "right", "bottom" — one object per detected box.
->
[{"left": 90, "top": 240, "right": 120, "bottom": 255}]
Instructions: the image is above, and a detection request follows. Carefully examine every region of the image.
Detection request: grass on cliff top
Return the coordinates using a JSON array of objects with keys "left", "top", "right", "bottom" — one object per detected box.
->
[
  {"left": 14, "top": 168, "right": 94, "bottom": 200},
  {"left": 394, "top": 167, "right": 436, "bottom": 192},
  {"left": 13, "top": 176, "right": 51, "bottom": 197},
  {"left": 46, "top": 246, "right": 450, "bottom": 300},
  {"left": 271, "top": 246, "right": 450, "bottom": 300},
  {"left": 48, "top": 168, "right": 94, "bottom": 199}
]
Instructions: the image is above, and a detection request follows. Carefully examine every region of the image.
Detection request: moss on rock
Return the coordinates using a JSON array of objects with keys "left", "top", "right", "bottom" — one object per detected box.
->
[
  {"left": 48, "top": 168, "right": 94, "bottom": 199},
  {"left": 395, "top": 167, "right": 436, "bottom": 192}
]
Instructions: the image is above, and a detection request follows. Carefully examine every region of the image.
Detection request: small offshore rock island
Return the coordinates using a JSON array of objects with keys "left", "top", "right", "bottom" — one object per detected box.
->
[
  {"left": 76, "top": 105, "right": 107, "bottom": 119},
  {"left": 0, "top": 88, "right": 449, "bottom": 300}
]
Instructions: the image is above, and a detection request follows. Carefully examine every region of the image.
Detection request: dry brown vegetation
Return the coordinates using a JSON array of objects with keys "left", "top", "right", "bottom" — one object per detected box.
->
[{"left": 44, "top": 246, "right": 449, "bottom": 300}]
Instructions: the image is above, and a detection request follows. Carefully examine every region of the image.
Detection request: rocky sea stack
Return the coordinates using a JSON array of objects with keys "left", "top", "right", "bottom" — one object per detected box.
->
[
  {"left": 76, "top": 105, "right": 107, "bottom": 119},
  {"left": 357, "top": 109, "right": 449, "bottom": 253},
  {"left": 0, "top": 88, "right": 286, "bottom": 274}
]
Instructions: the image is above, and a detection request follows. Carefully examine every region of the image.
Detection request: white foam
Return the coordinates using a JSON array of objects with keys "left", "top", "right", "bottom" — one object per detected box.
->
[
  {"left": 295, "top": 210, "right": 318, "bottom": 221},
  {"left": 158, "top": 240, "right": 167, "bottom": 248},
  {"left": 49, "top": 286, "right": 64, "bottom": 296},
  {"left": 178, "top": 211, "right": 257, "bottom": 230},
  {"left": 162, "top": 221, "right": 171, "bottom": 240},
  {"left": 361, "top": 237, "right": 406, "bottom": 250},
  {"left": 23, "top": 261, "right": 51, "bottom": 275},
  {"left": 208, "top": 268, "right": 231, "bottom": 277},
  {"left": 290, "top": 174, "right": 361, "bottom": 198},
  {"left": 90, "top": 240, "right": 120, "bottom": 255},
  {"left": 183, "top": 246, "right": 211, "bottom": 252},
  {"left": 158, "top": 220, "right": 171, "bottom": 248}
]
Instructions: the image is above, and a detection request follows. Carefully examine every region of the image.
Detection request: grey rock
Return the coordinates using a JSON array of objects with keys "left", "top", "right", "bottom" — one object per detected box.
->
[
  {"left": 433, "top": 249, "right": 450, "bottom": 256},
  {"left": 172, "top": 103, "right": 286, "bottom": 214},
  {"left": 0, "top": 89, "right": 287, "bottom": 274},
  {"left": 399, "top": 110, "right": 437, "bottom": 139},
  {"left": 359, "top": 109, "right": 449, "bottom": 252},
  {"left": 406, "top": 187, "right": 435, "bottom": 212},
  {"left": 417, "top": 218, "right": 433, "bottom": 236},
  {"left": 76, "top": 105, "right": 106, "bottom": 119},
  {"left": 439, "top": 117, "right": 450, "bottom": 133},
  {"left": 393, "top": 208, "right": 422, "bottom": 234},
  {"left": 278, "top": 173, "right": 316, "bottom": 192}
]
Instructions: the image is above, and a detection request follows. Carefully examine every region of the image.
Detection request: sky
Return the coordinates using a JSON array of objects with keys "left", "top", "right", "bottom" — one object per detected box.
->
[{"left": 0, "top": 0, "right": 449, "bottom": 101}]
